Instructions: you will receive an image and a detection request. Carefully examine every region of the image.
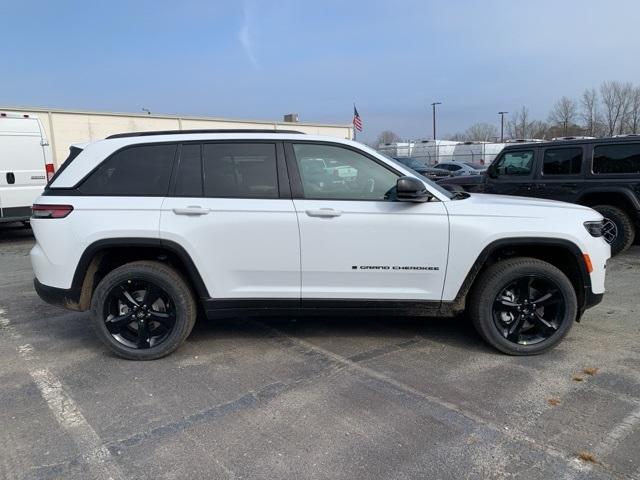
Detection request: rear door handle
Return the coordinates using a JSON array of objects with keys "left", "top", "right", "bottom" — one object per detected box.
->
[
  {"left": 172, "top": 206, "right": 210, "bottom": 216},
  {"left": 305, "top": 208, "right": 343, "bottom": 218},
  {"left": 6, "top": 172, "right": 15, "bottom": 184},
  {"left": 561, "top": 183, "right": 577, "bottom": 188}
]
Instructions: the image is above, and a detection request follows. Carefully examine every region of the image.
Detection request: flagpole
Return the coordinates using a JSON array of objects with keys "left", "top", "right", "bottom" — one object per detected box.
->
[{"left": 353, "top": 103, "right": 356, "bottom": 141}]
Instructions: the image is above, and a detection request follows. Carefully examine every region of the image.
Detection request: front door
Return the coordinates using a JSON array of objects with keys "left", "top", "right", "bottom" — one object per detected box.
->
[
  {"left": 286, "top": 142, "right": 449, "bottom": 302},
  {"left": 487, "top": 149, "right": 537, "bottom": 197}
]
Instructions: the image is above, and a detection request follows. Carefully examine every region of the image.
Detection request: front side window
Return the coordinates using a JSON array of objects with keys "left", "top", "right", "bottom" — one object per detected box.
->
[
  {"left": 203, "top": 143, "right": 278, "bottom": 198},
  {"left": 79, "top": 144, "right": 176, "bottom": 195},
  {"left": 543, "top": 148, "right": 582, "bottom": 175},
  {"left": 593, "top": 143, "right": 640, "bottom": 174},
  {"left": 495, "top": 150, "right": 534, "bottom": 176},
  {"left": 293, "top": 144, "right": 399, "bottom": 200}
]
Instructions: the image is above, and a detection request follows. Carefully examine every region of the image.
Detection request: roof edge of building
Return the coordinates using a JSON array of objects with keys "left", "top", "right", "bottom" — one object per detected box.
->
[{"left": 0, "top": 105, "right": 352, "bottom": 129}]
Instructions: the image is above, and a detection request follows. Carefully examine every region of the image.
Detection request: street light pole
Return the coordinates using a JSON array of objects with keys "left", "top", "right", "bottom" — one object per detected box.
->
[
  {"left": 431, "top": 102, "right": 441, "bottom": 140},
  {"left": 498, "top": 111, "right": 508, "bottom": 143}
]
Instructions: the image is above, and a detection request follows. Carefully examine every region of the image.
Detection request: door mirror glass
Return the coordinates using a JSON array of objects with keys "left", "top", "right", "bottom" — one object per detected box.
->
[{"left": 396, "top": 176, "right": 432, "bottom": 202}]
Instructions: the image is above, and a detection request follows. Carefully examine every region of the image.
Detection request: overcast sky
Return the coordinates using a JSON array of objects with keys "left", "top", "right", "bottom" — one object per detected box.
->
[{"left": 1, "top": 0, "right": 639, "bottom": 141}]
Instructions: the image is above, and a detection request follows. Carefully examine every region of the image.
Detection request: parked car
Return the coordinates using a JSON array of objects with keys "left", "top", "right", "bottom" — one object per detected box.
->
[
  {"left": 31, "top": 130, "right": 609, "bottom": 359},
  {"left": 438, "top": 137, "right": 640, "bottom": 255},
  {"left": 0, "top": 112, "right": 54, "bottom": 224},
  {"left": 394, "top": 157, "right": 452, "bottom": 179},
  {"left": 434, "top": 161, "right": 487, "bottom": 176}
]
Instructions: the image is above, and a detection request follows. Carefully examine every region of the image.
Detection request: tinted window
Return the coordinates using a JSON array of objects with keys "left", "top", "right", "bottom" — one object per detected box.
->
[
  {"left": 495, "top": 150, "right": 534, "bottom": 176},
  {"left": 203, "top": 143, "right": 278, "bottom": 198},
  {"left": 543, "top": 148, "right": 582, "bottom": 175},
  {"left": 293, "top": 144, "right": 399, "bottom": 200},
  {"left": 175, "top": 144, "right": 203, "bottom": 196},
  {"left": 593, "top": 144, "right": 640, "bottom": 174},
  {"left": 79, "top": 144, "right": 176, "bottom": 195}
]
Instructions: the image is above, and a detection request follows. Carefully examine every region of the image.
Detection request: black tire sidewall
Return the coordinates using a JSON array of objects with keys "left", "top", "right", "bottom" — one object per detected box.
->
[
  {"left": 593, "top": 205, "right": 635, "bottom": 256},
  {"left": 91, "top": 262, "right": 196, "bottom": 360},
  {"left": 470, "top": 259, "right": 577, "bottom": 355}
]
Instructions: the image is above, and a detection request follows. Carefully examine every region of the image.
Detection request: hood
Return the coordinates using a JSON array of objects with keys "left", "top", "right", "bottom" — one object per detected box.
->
[
  {"left": 462, "top": 193, "right": 594, "bottom": 211},
  {"left": 445, "top": 193, "right": 601, "bottom": 222}
]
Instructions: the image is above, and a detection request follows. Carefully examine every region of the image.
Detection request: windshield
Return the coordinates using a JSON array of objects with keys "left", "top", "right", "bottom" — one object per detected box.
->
[{"left": 383, "top": 155, "right": 455, "bottom": 199}]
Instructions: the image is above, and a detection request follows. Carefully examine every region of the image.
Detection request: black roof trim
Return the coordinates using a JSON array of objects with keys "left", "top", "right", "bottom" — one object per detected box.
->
[
  {"left": 106, "top": 129, "right": 306, "bottom": 139},
  {"left": 502, "top": 136, "right": 640, "bottom": 150}
]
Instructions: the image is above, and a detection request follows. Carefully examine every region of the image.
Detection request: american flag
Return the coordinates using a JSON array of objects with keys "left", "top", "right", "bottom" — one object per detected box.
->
[{"left": 353, "top": 105, "right": 363, "bottom": 132}]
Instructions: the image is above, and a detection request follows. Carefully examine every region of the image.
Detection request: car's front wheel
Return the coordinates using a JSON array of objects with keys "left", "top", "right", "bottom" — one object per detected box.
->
[
  {"left": 468, "top": 257, "right": 577, "bottom": 355},
  {"left": 90, "top": 261, "right": 197, "bottom": 360}
]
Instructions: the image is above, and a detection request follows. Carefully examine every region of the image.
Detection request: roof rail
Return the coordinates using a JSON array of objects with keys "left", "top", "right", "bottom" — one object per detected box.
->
[{"left": 106, "top": 129, "right": 306, "bottom": 139}]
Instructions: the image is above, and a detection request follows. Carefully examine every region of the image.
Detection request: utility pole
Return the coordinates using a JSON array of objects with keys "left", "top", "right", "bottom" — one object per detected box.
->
[
  {"left": 498, "top": 111, "right": 508, "bottom": 143},
  {"left": 431, "top": 102, "right": 441, "bottom": 140}
]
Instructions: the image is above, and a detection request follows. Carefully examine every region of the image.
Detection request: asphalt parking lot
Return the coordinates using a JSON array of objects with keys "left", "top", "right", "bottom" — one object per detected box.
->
[{"left": 0, "top": 224, "right": 638, "bottom": 480}]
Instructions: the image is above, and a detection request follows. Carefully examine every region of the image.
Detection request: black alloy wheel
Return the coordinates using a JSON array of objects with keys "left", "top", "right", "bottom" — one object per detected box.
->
[
  {"left": 492, "top": 275, "right": 565, "bottom": 346},
  {"left": 104, "top": 279, "right": 176, "bottom": 349}
]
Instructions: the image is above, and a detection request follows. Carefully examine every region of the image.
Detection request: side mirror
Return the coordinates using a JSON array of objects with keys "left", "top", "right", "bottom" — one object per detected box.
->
[
  {"left": 396, "top": 176, "right": 433, "bottom": 202},
  {"left": 487, "top": 163, "right": 498, "bottom": 179}
]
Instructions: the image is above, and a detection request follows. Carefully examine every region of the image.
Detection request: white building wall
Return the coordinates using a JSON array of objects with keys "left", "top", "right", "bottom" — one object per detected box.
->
[{"left": 0, "top": 107, "right": 353, "bottom": 166}]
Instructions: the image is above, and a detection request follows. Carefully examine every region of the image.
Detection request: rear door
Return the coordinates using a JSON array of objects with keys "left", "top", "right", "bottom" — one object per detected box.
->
[
  {"left": 534, "top": 145, "right": 584, "bottom": 202},
  {"left": 487, "top": 148, "right": 537, "bottom": 197},
  {"left": 160, "top": 141, "right": 300, "bottom": 300},
  {"left": 0, "top": 117, "right": 48, "bottom": 219}
]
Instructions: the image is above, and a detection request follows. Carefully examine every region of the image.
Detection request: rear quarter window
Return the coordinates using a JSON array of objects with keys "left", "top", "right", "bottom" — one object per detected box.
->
[
  {"left": 592, "top": 143, "right": 640, "bottom": 174},
  {"left": 78, "top": 144, "right": 176, "bottom": 195}
]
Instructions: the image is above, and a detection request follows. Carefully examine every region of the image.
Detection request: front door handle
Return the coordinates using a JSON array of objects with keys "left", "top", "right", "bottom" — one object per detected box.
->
[
  {"left": 561, "top": 183, "right": 577, "bottom": 188},
  {"left": 172, "top": 206, "right": 210, "bottom": 216},
  {"left": 305, "top": 208, "right": 343, "bottom": 218},
  {"left": 6, "top": 172, "right": 15, "bottom": 184}
]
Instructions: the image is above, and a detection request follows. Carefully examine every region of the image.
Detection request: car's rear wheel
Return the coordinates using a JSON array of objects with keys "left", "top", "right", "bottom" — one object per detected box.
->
[
  {"left": 91, "top": 261, "right": 197, "bottom": 360},
  {"left": 468, "top": 257, "right": 577, "bottom": 355},
  {"left": 592, "top": 205, "right": 635, "bottom": 256}
]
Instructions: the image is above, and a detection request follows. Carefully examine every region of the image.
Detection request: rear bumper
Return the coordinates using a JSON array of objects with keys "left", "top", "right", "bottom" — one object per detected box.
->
[{"left": 34, "top": 278, "right": 82, "bottom": 311}]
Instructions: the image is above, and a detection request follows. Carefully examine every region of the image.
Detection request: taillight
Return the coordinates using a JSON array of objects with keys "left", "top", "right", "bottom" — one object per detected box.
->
[
  {"left": 32, "top": 204, "right": 74, "bottom": 219},
  {"left": 45, "top": 163, "right": 55, "bottom": 182}
]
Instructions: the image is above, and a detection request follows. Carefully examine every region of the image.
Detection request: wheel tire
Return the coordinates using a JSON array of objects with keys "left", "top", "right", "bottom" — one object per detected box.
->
[
  {"left": 90, "top": 261, "right": 197, "bottom": 360},
  {"left": 592, "top": 205, "right": 635, "bottom": 256},
  {"left": 468, "top": 257, "right": 577, "bottom": 355}
]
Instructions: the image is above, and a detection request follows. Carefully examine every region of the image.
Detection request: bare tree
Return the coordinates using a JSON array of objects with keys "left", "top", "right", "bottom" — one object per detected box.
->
[
  {"left": 375, "top": 130, "right": 402, "bottom": 145},
  {"left": 464, "top": 122, "right": 499, "bottom": 141},
  {"left": 600, "top": 81, "right": 634, "bottom": 136},
  {"left": 624, "top": 86, "right": 640, "bottom": 134},
  {"left": 548, "top": 96, "right": 578, "bottom": 136},
  {"left": 580, "top": 88, "right": 601, "bottom": 137},
  {"left": 507, "top": 106, "right": 548, "bottom": 139}
]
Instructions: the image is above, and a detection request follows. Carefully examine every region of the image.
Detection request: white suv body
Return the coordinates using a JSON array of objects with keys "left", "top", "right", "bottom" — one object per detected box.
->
[{"left": 30, "top": 131, "right": 609, "bottom": 359}]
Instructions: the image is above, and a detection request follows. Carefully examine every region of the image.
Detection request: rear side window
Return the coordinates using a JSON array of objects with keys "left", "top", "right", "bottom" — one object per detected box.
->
[
  {"left": 543, "top": 148, "right": 582, "bottom": 175},
  {"left": 593, "top": 144, "right": 640, "bottom": 174},
  {"left": 79, "top": 144, "right": 176, "bottom": 195},
  {"left": 202, "top": 143, "right": 278, "bottom": 198}
]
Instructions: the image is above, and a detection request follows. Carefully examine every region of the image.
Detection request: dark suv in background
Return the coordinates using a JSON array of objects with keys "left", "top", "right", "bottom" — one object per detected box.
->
[{"left": 438, "top": 137, "right": 640, "bottom": 255}]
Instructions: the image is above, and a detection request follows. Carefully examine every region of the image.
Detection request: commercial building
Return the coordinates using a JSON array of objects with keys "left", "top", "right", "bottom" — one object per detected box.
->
[{"left": 0, "top": 106, "right": 353, "bottom": 166}]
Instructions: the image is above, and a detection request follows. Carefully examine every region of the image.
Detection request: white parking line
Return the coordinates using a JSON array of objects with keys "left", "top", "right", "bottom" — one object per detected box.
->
[{"left": 0, "top": 307, "right": 124, "bottom": 480}]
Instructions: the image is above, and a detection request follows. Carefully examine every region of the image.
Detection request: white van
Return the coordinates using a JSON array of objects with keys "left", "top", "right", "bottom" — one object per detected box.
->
[{"left": 0, "top": 112, "right": 54, "bottom": 223}]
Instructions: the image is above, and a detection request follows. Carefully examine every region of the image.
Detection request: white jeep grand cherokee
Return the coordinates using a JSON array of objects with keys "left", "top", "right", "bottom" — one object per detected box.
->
[{"left": 30, "top": 130, "right": 610, "bottom": 360}]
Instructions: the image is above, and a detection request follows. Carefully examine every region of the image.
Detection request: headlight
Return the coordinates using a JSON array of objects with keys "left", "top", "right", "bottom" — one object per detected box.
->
[{"left": 584, "top": 220, "right": 604, "bottom": 237}]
